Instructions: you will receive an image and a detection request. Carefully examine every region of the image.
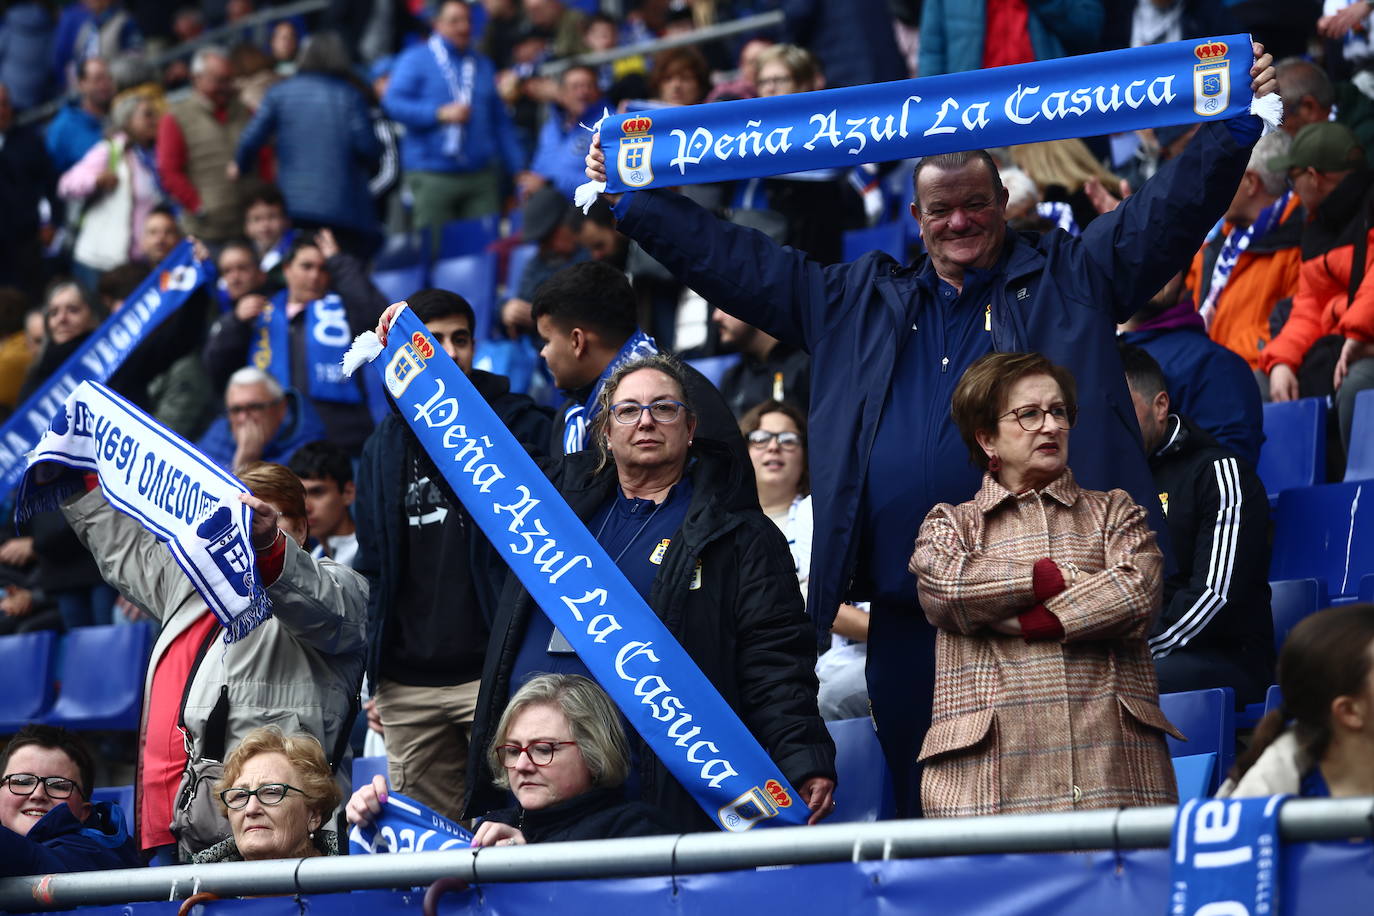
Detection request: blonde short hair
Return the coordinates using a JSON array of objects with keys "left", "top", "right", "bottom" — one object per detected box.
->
[
  {"left": 215, "top": 725, "right": 341, "bottom": 821},
  {"left": 488, "top": 675, "right": 630, "bottom": 791}
]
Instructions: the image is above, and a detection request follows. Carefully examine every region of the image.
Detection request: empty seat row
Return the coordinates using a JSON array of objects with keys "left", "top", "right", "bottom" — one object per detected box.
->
[{"left": 0, "top": 623, "right": 154, "bottom": 735}]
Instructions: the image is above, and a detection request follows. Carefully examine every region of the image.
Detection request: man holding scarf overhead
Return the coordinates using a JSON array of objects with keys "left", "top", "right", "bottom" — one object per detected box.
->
[{"left": 587, "top": 42, "right": 1278, "bottom": 817}]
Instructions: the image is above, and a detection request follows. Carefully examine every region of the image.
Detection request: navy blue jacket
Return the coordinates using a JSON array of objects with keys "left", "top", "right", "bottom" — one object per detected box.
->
[
  {"left": 0, "top": 801, "right": 140, "bottom": 878},
  {"left": 1120, "top": 303, "right": 1264, "bottom": 469},
  {"left": 615, "top": 120, "right": 1252, "bottom": 637},
  {"left": 236, "top": 73, "right": 382, "bottom": 238},
  {"left": 195, "top": 388, "right": 328, "bottom": 472},
  {"left": 781, "top": 0, "right": 908, "bottom": 89}
]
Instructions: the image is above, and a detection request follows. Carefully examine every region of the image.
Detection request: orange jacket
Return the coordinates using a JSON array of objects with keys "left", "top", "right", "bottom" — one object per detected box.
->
[
  {"left": 1260, "top": 225, "right": 1374, "bottom": 372},
  {"left": 1187, "top": 194, "right": 1303, "bottom": 370}
]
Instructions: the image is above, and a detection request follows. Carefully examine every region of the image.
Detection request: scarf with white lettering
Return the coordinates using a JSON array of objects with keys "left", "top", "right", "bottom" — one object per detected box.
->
[
  {"left": 17, "top": 381, "right": 271, "bottom": 643},
  {"left": 1199, "top": 189, "right": 1290, "bottom": 328},
  {"left": 561, "top": 328, "right": 657, "bottom": 455},
  {"left": 348, "top": 791, "right": 472, "bottom": 855},
  {"left": 1169, "top": 796, "right": 1289, "bottom": 915},
  {"left": 251, "top": 290, "right": 361, "bottom": 404},
  {"left": 429, "top": 34, "right": 477, "bottom": 160},
  {"left": 576, "top": 34, "right": 1281, "bottom": 205},
  {"left": 0, "top": 241, "right": 211, "bottom": 491}
]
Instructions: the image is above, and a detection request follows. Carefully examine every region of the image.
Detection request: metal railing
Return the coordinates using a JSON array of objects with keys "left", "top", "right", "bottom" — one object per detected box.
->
[
  {"left": 1, "top": 798, "right": 1371, "bottom": 911},
  {"left": 537, "top": 9, "right": 785, "bottom": 77}
]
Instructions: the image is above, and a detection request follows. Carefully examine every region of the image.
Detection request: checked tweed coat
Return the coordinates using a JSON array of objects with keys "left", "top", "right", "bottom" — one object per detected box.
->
[{"left": 910, "top": 470, "right": 1181, "bottom": 817}]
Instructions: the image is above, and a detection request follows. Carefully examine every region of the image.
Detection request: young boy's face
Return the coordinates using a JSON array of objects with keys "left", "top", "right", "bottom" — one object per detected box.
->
[{"left": 245, "top": 202, "right": 288, "bottom": 254}]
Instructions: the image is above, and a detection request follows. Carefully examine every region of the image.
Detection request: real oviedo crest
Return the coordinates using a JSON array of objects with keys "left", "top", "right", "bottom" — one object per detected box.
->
[
  {"left": 1192, "top": 40, "right": 1230, "bottom": 117},
  {"left": 616, "top": 116, "right": 655, "bottom": 189}
]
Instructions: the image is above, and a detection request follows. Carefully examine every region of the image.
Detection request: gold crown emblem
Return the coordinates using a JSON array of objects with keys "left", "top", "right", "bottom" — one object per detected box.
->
[
  {"left": 1194, "top": 41, "right": 1228, "bottom": 61},
  {"left": 621, "top": 116, "right": 653, "bottom": 136}
]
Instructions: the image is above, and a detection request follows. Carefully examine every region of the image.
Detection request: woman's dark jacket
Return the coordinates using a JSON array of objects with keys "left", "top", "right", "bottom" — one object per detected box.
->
[
  {"left": 482, "top": 787, "right": 676, "bottom": 843},
  {"left": 465, "top": 439, "right": 836, "bottom": 832}
]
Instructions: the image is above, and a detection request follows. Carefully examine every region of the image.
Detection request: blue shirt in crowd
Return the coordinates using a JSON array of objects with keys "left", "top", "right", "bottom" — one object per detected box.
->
[{"left": 44, "top": 102, "right": 103, "bottom": 174}]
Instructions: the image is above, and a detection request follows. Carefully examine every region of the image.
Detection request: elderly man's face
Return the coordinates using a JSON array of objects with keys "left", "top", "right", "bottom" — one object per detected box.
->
[
  {"left": 913, "top": 159, "right": 1009, "bottom": 280},
  {"left": 226, "top": 382, "right": 286, "bottom": 440},
  {"left": 194, "top": 55, "right": 234, "bottom": 108}
]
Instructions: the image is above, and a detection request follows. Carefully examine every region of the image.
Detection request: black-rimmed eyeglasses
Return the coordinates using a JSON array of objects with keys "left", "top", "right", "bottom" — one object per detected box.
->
[
  {"left": 608, "top": 400, "right": 687, "bottom": 424},
  {"left": 2, "top": 773, "right": 81, "bottom": 799},
  {"left": 998, "top": 404, "right": 1077, "bottom": 431},
  {"left": 495, "top": 741, "right": 578, "bottom": 767},
  {"left": 747, "top": 429, "right": 803, "bottom": 450},
  {"left": 219, "top": 783, "right": 310, "bottom": 809}
]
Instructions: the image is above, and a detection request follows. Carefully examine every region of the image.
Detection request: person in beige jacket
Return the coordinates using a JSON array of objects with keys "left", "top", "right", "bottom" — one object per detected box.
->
[
  {"left": 910, "top": 352, "right": 1177, "bottom": 818},
  {"left": 63, "top": 462, "right": 366, "bottom": 863}
]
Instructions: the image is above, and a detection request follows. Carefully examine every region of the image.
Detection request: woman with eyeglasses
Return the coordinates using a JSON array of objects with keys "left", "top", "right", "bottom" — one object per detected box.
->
[
  {"left": 193, "top": 726, "right": 342, "bottom": 863},
  {"left": 1, "top": 724, "right": 140, "bottom": 877},
  {"left": 466, "top": 354, "right": 836, "bottom": 833},
  {"left": 909, "top": 352, "right": 1177, "bottom": 817},
  {"left": 741, "top": 399, "right": 870, "bottom": 721},
  {"left": 350, "top": 675, "right": 672, "bottom": 845}
]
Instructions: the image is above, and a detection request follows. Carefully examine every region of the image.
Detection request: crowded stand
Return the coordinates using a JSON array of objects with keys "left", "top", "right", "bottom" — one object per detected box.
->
[{"left": 1, "top": 0, "right": 1374, "bottom": 911}]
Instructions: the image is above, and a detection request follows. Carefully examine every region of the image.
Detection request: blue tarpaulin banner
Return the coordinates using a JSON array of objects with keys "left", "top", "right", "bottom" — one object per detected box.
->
[
  {"left": 345, "top": 309, "right": 809, "bottom": 831},
  {"left": 1169, "top": 796, "right": 1287, "bottom": 915},
  {"left": 596, "top": 34, "right": 1262, "bottom": 193},
  {"left": 0, "top": 241, "right": 212, "bottom": 491}
]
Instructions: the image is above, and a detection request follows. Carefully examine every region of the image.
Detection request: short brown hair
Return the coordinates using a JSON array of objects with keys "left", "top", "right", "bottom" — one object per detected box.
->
[
  {"left": 216, "top": 725, "right": 341, "bottom": 821},
  {"left": 2, "top": 725, "right": 94, "bottom": 801},
  {"left": 738, "top": 399, "right": 809, "bottom": 495},
  {"left": 950, "top": 352, "right": 1078, "bottom": 470},
  {"left": 237, "top": 462, "right": 307, "bottom": 524},
  {"left": 649, "top": 47, "right": 708, "bottom": 103}
]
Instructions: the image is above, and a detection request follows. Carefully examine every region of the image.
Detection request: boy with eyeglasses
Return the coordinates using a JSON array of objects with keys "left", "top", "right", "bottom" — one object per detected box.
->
[{"left": 0, "top": 724, "right": 140, "bottom": 876}]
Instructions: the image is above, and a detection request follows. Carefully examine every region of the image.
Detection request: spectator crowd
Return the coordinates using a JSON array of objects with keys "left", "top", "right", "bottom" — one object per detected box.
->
[{"left": 1, "top": 0, "right": 1373, "bottom": 891}]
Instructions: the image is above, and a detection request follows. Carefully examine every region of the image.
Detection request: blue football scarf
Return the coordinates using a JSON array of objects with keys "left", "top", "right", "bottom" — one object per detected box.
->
[
  {"left": 561, "top": 328, "right": 657, "bottom": 454},
  {"left": 0, "top": 241, "right": 212, "bottom": 492},
  {"left": 344, "top": 309, "right": 809, "bottom": 831},
  {"left": 1169, "top": 795, "right": 1288, "bottom": 915},
  {"left": 16, "top": 381, "right": 272, "bottom": 643},
  {"left": 251, "top": 290, "right": 362, "bottom": 404},
  {"left": 348, "top": 791, "right": 473, "bottom": 855},
  {"left": 577, "top": 34, "right": 1279, "bottom": 201}
]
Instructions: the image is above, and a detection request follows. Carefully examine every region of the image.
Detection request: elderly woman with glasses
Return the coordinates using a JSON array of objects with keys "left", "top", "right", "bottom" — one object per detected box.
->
[
  {"left": 350, "top": 675, "right": 673, "bottom": 845},
  {"left": 193, "top": 726, "right": 343, "bottom": 863},
  {"left": 1, "top": 725, "right": 140, "bottom": 877},
  {"left": 909, "top": 351, "right": 1178, "bottom": 818},
  {"left": 467, "top": 354, "right": 836, "bottom": 833}
]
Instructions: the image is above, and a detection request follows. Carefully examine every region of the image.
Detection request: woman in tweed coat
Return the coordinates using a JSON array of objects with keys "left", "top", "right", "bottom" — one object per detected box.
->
[{"left": 909, "top": 352, "right": 1180, "bottom": 818}]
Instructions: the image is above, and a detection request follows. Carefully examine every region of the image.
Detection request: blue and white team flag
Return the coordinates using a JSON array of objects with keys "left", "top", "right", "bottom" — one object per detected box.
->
[
  {"left": 343, "top": 309, "right": 809, "bottom": 832},
  {"left": 348, "top": 791, "right": 473, "bottom": 855},
  {"left": 16, "top": 381, "right": 271, "bottom": 643},
  {"left": 0, "top": 241, "right": 213, "bottom": 491},
  {"left": 1168, "top": 796, "right": 1287, "bottom": 915},
  {"left": 577, "top": 34, "right": 1280, "bottom": 203}
]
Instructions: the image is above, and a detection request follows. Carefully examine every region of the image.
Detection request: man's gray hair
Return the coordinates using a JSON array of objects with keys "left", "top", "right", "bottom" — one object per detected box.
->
[
  {"left": 191, "top": 45, "right": 229, "bottom": 76},
  {"left": 1248, "top": 130, "right": 1292, "bottom": 197},
  {"left": 1276, "top": 57, "right": 1334, "bottom": 114},
  {"left": 226, "top": 366, "right": 284, "bottom": 400},
  {"left": 911, "top": 149, "right": 1005, "bottom": 211},
  {"left": 488, "top": 674, "right": 631, "bottom": 791}
]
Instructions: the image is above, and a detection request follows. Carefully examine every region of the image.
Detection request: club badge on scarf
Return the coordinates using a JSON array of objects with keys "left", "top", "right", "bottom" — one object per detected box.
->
[
  {"left": 579, "top": 34, "right": 1280, "bottom": 201},
  {"left": 0, "top": 241, "right": 212, "bottom": 491},
  {"left": 343, "top": 309, "right": 808, "bottom": 832},
  {"left": 16, "top": 381, "right": 272, "bottom": 643},
  {"left": 348, "top": 791, "right": 473, "bottom": 855},
  {"left": 1168, "top": 795, "right": 1287, "bottom": 915}
]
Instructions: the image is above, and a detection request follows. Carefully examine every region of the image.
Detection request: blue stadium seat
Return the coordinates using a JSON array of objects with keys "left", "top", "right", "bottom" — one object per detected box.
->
[
  {"left": 437, "top": 216, "right": 500, "bottom": 259},
  {"left": 1270, "top": 481, "right": 1374, "bottom": 597},
  {"left": 1264, "top": 684, "right": 1283, "bottom": 717},
  {"left": 825, "top": 716, "right": 895, "bottom": 822},
  {"left": 1346, "top": 389, "right": 1374, "bottom": 482},
  {"left": 432, "top": 252, "right": 499, "bottom": 342},
  {"left": 1270, "top": 578, "right": 1328, "bottom": 653},
  {"left": 842, "top": 221, "right": 907, "bottom": 263},
  {"left": 1361, "top": 574, "right": 1374, "bottom": 602},
  {"left": 352, "top": 755, "right": 388, "bottom": 792},
  {"left": 685, "top": 353, "right": 742, "bottom": 391},
  {"left": 91, "top": 784, "right": 134, "bottom": 819},
  {"left": 504, "top": 243, "right": 538, "bottom": 296},
  {"left": 1257, "top": 397, "right": 1326, "bottom": 502},
  {"left": 1171, "top": 754, "right": 1216, "bottom": 801},
  {"left": 371, "top": 265, "right": 427, "bottom": 305},
  {"left": 1159, "top": 687, "right": 1235, "bottom": 793},
  {"left": 474, "top": 338, "right": 539, "bottom": 394},
  {"left": 45, "top": 623, "right": 154, "bottom": 731},
  {"left": 0, "top": 630, "right": 59, "bottom": 733}
]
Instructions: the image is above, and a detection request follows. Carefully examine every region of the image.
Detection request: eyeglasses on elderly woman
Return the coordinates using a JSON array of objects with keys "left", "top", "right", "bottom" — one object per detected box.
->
[
  {"left": 609, "top": 400, "right": 688, "bottom": 424},
  {"left": 219, "top": 783, "right": 311, "bottom": 809},
  {"left": 997, "top": 403, "right": 1077, "bottom": 431}
]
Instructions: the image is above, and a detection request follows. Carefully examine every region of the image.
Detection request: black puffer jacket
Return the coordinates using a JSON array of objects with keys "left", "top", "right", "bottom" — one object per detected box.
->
[
  {"left": 481, "top": 787, "right": 676, "bottom": 843},
  {"left": 465, "top": 439, "right": 835, "bottom": 832}
]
